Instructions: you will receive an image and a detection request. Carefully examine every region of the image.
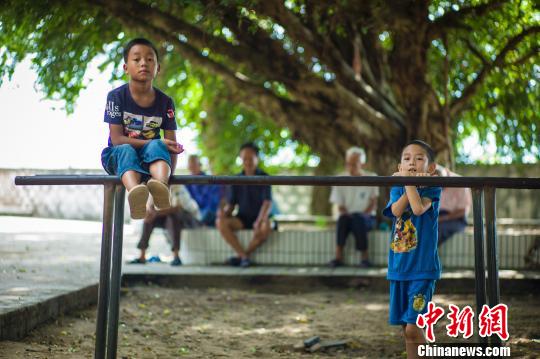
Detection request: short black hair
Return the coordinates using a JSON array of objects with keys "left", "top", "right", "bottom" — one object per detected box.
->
[
  {"left": 402, "top": 139, "right": 436, "bottom": 163},
  {"left": 123, "top": 38, "right": 159, "bottom": 63},
  {"left": 239, "top": 142, "right": 260, "bottom": 156}
]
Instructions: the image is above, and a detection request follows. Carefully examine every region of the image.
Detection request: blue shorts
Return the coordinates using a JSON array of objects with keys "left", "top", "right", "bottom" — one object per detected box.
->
[
  {"left": 389, "top": 279, "right": 436, "bottom": 325},
  {"left": 101, "top": 139, "right": 171, "bottom": 180}
]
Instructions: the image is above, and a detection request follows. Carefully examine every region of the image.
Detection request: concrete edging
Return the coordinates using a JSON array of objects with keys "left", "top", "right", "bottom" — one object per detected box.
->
[{"left": 0, "top": 284, "right": 98, "bottom": 341}]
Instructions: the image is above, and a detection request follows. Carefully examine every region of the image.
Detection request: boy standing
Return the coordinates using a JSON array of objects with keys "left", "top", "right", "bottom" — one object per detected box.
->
[
  {"left": 383, "top": 140, "right": 441, "bottom": 358},
  {"left": 101, "top": 38, "right": 183, "bottom": 219}
]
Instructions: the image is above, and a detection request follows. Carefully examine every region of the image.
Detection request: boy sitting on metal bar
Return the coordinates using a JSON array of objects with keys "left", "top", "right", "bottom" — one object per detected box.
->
[{"left": 100, "top": 38, "right": 183, "bottom": 219}]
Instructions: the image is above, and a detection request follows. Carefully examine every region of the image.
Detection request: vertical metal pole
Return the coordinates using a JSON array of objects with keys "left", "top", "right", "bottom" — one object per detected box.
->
[
  {"left": 484, "top": 186, "right": 501, "bottom": 345},
  {"left": 106, "top": 186, "right": 126, "bottom": 359},
  {"left": 472, "top": 188, "right": 488, "bottom": 345},
  {"left": 95, "top": 184, "right": 115, "bottom": 359}
]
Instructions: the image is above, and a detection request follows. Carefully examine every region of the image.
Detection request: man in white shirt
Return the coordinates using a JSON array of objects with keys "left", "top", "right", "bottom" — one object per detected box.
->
[
  {"left": 329, "top": 147, "right": 379, "bottom": 267},
  {"left": 130, "top": 185, "right": 201, "bottom": 266},
  {"left": 436, "top": 165, "right": 472, "bottom": 247}
]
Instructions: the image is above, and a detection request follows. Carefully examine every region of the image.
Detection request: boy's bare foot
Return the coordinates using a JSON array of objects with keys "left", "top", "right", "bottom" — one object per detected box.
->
[
  {"left": 147, "top": 178, "right": 171, "bottom": 210},
  {"left": 127, "top": 184, "right": 149, "bottom": 219}
]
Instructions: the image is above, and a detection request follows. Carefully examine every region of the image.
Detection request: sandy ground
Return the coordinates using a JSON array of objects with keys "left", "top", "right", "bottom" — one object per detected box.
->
[{"left": 1, "top": 286, "right": 539, "bottom": 358}]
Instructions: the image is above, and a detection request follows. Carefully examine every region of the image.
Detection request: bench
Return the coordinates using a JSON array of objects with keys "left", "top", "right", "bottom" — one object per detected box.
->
[{"left": 180, "top": 228, "right": 540, "bottom": 269}]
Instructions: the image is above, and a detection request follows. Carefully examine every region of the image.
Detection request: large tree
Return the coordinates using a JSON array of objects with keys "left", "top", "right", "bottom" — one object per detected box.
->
[{"left": 1, "top": 0, "right": 538, "bottom": 175}]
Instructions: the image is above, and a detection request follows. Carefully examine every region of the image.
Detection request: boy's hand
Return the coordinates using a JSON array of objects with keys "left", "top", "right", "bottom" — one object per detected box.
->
[
  {"left": 398, "top": 169, "right": 412, "bottom": 177},
  {"left": 162, "top": 139, "right": 184, "bottom": 154}
]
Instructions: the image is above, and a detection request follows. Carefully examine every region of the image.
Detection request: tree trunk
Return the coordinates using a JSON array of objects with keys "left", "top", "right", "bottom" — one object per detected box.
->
[{"left": 310, "top": 152, "right": 338, "bottom": 215}]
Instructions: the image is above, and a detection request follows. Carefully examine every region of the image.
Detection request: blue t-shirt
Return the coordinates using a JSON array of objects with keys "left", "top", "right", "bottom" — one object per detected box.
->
[
  {"left": 383, "top": 186, "right": 442, "bottom": 281},
  {"left": 104, "top": 84, "right": 177, "bottom": 147},
  {"left": 185, "top": 172, "right": 223, "bottom": 219},
  {"left": 227, "top": 168, "right": 272, "bottom": 223}
]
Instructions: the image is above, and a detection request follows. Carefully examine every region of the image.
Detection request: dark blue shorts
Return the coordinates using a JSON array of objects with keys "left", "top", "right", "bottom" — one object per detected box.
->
[
  {"left": 101, "top": 139, "right": 171, "bottom": 180},
  {"left": 389, "top": 279, "right": 436, "bottom": 325},
  {"left": 237, "top": 215, "right": 257, "bottom": 229}
]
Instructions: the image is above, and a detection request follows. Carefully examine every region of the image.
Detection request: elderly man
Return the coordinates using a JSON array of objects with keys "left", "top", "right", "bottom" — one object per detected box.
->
[
  {"left": 436, "top": 165, "right": 472, "bottom": 246},
  {"left": 328, "top": 147, "right": 379, "bottom": 268},
  {"left": 216, "top": 142, "right": 272, "bottom": 268}
]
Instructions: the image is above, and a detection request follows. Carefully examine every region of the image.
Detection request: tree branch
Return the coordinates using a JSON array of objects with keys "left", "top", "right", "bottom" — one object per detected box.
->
[
  {"left": 450, "top": 26, "right": 540, "bottom": 117},
  {"left": 91, "top": 0, "right": 393, "bottom": 144},
  {"left": 502, "top": 47, "right": 539, "bottom": 66},
  {"left": 94, "top": 0, "right": 295, "bottom": 116},
  {"left": 428, "top": 0, "right": 508, "bottom": 40},
  {"left": 106, "top": 0, "right": 307, "bottom": 88},
  {"left": 251, "top": 1, "right": 405, "bottom": 129},
  {"left": 463, "top": 38, "right": 489, "bottom": 65}
]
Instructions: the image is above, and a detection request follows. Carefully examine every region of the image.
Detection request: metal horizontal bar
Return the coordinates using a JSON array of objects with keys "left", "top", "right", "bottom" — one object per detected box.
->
[
  {"left": 13, "top": 174, "right": 540, "bottom": 189},
  {"left": 15, "top": 175, "right": 120, "bottom": 186}
]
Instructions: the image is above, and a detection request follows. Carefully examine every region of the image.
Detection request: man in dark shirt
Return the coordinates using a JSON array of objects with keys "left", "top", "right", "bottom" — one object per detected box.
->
[{"left": 216, "top": 142, "right": 272, "bottom": 268}]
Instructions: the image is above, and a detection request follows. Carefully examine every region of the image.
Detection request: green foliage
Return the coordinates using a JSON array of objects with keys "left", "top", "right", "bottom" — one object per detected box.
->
[
  {"left": 1, "top": 0, "right": 538, "bottom": 167},
  {"left": 426, "top": 0, "right": 539, "bottom": 163},
  {"left": 155, "top": 45, "right": 315, "bottom": 173},
  {"left": 0, "top": 1, "right": 122, "bottom": 113}
]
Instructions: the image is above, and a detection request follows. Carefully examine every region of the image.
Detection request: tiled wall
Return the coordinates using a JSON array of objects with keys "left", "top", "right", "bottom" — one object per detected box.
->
[{"left": 180, "top": 229, "right": 540, "bottom": 270}]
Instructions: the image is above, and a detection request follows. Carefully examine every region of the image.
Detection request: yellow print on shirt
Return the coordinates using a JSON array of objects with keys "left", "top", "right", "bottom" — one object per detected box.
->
[{"left": 391, "top": 212, "right": 417, "bottom": 253}]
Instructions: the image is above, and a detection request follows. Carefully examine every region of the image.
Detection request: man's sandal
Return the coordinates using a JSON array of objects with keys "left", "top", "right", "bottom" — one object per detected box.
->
[
  {"left": 147, "top": 179, "right": 171, "bottom": 210},
  {"left": 127, "top": 184, "right": 149, "bottom": 219}
]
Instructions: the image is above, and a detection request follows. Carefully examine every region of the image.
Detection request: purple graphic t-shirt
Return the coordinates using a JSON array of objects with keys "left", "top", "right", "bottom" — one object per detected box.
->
[{"left": 104, "top": 84, "right": 177, "bottom": 146}]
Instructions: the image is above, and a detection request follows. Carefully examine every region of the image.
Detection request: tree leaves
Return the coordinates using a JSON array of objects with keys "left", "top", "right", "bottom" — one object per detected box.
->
[{"left": 1, "top": 0, "right": 537, "bottom": 166}]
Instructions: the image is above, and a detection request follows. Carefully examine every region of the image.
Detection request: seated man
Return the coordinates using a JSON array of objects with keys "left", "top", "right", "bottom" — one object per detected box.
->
[
  {"left": 328, "top": 147, "right": 378, "bottom": 268},
  {"left": 436, "top": 165, "right": 472, "bottom": 247},
  {"left": 129, "top": 185, "right": 201, "bottom": 266},
  {"left": 185, "top": 154, "right": 223, "bottom": 227},
  {"left": 216, "top": 142, "right": 272, "bottom": 268}
]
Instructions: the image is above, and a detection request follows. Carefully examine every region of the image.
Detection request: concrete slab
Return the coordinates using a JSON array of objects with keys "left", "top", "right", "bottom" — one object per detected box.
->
[{"left": 0, "top": 216, "right": 158, "bottom": 340}]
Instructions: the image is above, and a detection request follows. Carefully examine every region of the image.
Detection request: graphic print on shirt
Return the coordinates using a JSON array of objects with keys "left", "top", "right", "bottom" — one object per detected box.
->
[
  {"left": 123, "top": 111, "right": 163, "bottom": 140},
  {"left": 391, "top": 210, "right": 417, "bottom": 253}
]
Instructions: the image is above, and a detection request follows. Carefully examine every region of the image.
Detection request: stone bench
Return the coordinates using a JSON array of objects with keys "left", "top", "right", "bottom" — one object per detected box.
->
[{"left": 180, "top": 228, "right": 539, "bottom": 269}]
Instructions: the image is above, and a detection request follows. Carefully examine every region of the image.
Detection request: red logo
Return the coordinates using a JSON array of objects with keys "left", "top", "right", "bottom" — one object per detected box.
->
[
  {"left": 416, "top": 302, "right": 445, "bottom": 342},
  {"left": 415, "top": 302, "right": 509, "bottom": 342},
  {"left": 446, "top": 304, "right": 475, "bottom": 339},
  {"left": 478, "top": 304, "right": 509, "bottom": 340},
  {"left": 167, "top": 108, "right": 175, "bottom": 119}
]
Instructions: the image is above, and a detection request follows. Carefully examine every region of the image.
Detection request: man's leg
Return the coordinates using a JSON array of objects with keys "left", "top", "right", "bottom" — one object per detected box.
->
[
  {"left": 438, "top": 218, "right": 467, "bottom": 247},
  {"left": 351, "top": 213, "right": 373, "bottom": 263},
  {"left": 334, "top": 215, "right": 352, "bottom": 262},
  {"left": 216, "top": 216, "right": 246, "bottom": 257},
  {"left": 164, "top": 213, "right": 182, "bottom": 260},
  {"left": 135, "top": 217, "right": 161, "bottom": 262},
  {"left": 245, "top": 219, "right": 271, "bottom": 256}
]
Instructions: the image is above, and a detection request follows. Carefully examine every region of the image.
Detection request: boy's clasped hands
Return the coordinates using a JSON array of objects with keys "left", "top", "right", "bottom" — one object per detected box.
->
[{"left": 392, "top": 169, "right": 434, "bottom": 177}]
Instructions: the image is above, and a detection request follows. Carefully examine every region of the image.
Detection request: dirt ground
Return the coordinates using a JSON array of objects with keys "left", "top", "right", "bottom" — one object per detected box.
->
[{"left": 1, "top": 286, "right": 539, "bottom": 358}]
